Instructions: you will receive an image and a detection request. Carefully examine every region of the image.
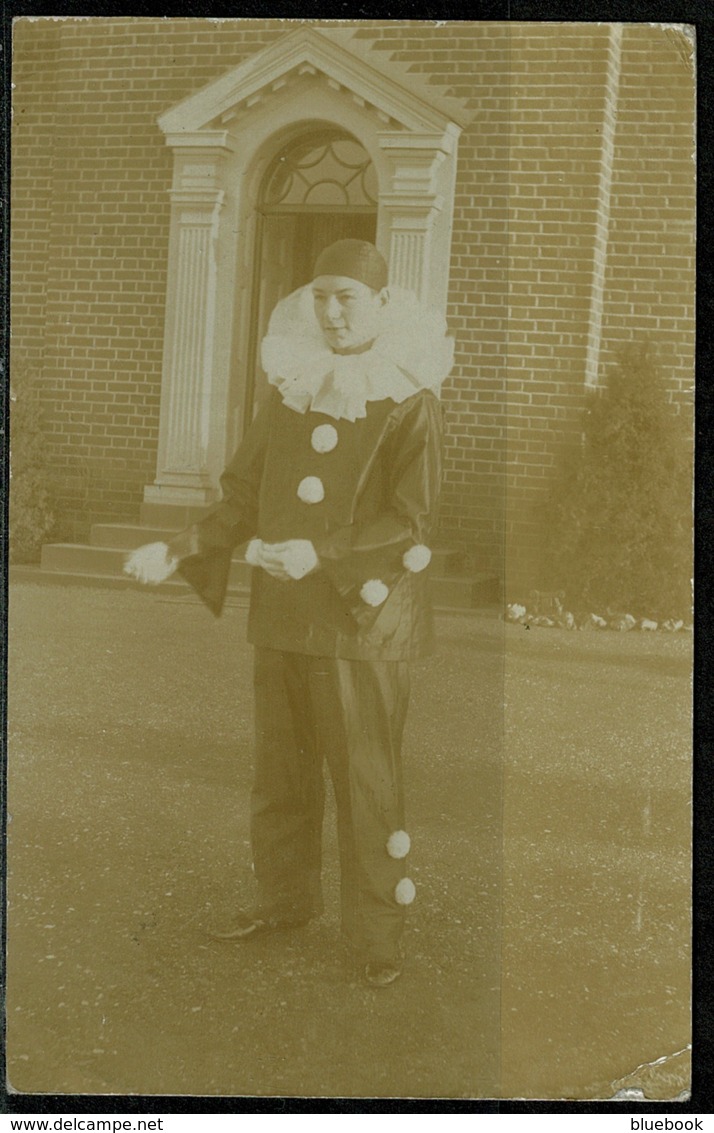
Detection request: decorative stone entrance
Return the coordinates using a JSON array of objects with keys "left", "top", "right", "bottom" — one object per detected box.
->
[{"left": 143, "top": 25, "right": 471, "bottom": 512}]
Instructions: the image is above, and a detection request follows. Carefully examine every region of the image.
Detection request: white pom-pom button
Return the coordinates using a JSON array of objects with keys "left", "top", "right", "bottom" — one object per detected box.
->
[
  {"left": 403, "top": 544, "right": 432, "bottom": 573},
  {"left": 360, "top": 579, "right": 389, "bottom": 607},
  {"left": 297, "top": 476, "right": 325, "bottom": 504},
  {"left": 387, "top": 830, "right": 411, "bottom": 859},
  {"left": 395, "top": 878, "right": 416, "bottom": 906},
  {"left": 311, "top": 424, "right": 338, "bottom": 454}
]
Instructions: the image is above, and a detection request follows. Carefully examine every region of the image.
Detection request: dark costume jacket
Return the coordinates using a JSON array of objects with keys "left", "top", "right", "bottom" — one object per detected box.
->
[{"left": 169, "top": 385, "right": 443, "bottom": 662}]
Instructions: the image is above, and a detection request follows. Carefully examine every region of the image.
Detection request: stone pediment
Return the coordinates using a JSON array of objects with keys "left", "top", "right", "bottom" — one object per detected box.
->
[{"left": 158, "top": 25, "right": 471, "bottom": 143}]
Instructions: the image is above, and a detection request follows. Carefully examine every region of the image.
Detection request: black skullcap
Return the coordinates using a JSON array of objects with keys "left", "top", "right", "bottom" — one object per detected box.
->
[{"left": 312, "top": 239, "right": 388, "bottom": 291}]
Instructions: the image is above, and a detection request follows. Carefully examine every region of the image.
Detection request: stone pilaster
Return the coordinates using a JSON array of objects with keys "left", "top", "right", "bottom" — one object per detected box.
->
[
  {"left": 144, "top": 136, "right": 234, "bottom": 507},
  {"left": 584, "top": 24, "right": 623, "bottom": 388},
  {"left": 377, "top": 128, "right": 458, "bottom": 310}
]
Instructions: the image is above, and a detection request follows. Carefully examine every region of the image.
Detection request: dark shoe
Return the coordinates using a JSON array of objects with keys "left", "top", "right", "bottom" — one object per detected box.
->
[
  {"left": 364, "top": 960, "right": 403, "bottom": 988},
  {"left": 209, "top": 912, "right": 310, "bottom": 941}
]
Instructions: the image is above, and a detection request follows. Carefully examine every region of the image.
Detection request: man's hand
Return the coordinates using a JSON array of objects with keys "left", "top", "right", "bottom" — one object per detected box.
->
[
  {"left": 245, "top": 539, "right": 319, "bottom": 581},
  {"left": 124, "top": 542, "right": 178, "bottom": 585}
]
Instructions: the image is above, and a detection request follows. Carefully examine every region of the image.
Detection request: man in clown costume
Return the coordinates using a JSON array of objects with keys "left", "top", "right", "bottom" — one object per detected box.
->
[{"left": 125, "top": 240, "right": 453, "bottom": 987}]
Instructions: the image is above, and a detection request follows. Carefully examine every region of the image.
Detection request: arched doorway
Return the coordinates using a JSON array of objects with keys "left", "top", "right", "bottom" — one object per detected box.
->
[
  {"left": 146, "top": 26, "right": 465, "bottom": 512},
  {"left": 243, "top": 127, "right": 378, "bottom": 421}
]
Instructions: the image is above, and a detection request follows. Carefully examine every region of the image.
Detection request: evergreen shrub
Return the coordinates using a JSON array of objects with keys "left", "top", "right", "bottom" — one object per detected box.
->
[{"left": 545, "top": 342, "right": 692, "bottom": 619}]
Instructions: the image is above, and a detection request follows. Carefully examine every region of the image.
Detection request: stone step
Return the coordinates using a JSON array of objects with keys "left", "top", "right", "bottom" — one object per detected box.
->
[
  {"left": 26, "top": 540, "right": 500, "bottom": 611},
  {"left": 42, "top": 543, "right": 123, "bottom": 576},
  {"left": 41, "top": 543, "right": 252, "bottom": 587},
  {"left": 431, "top": 573, "right": 500, "bottom": 608},
  {"left": 12, "top": 562, "right": 500, "bottom": 613},
  {"left": 10, "top": 565, "right": 207, "bottom": 600},
  {"left": 139, "top": 502, "right": 214, "bottom": 528},
  {"left": 90, "top": 524, "right": 465, "bottom": 572},
  {"left": 91, "top": 524, "right": 188, "bottom": 549}
]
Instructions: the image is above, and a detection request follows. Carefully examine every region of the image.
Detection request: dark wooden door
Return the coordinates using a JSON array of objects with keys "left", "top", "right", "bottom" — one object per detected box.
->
[{"left": 245, "top": 210, "right": 377, "bottom": 423}]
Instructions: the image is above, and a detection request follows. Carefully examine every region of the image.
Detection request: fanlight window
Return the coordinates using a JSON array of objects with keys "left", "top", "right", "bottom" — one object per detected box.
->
[{"left": 262, "top": 131, "right": 377, "bottom": 210}]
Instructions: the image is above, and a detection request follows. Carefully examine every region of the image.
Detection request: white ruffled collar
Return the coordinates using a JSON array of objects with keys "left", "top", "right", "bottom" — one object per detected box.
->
[{"left": 260, "top": 286, "right": 454, "bottom": 422}]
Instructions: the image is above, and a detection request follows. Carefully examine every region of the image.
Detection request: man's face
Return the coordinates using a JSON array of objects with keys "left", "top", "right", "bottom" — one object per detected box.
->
[{"left": 312, "top": 275, "right": 388, "bottom": 352}]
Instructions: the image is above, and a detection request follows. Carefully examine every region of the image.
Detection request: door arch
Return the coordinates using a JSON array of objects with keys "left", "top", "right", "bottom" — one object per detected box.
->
[
  {"left": 145, "top": 26, "right": 467, "bottom": 513},
  {"left": 244, "top": 126, "right": 378, "bottom": 421}
]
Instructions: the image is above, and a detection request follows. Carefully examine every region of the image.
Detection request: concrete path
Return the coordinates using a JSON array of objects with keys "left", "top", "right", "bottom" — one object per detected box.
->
[{"left": 6, "top": 584, "right": 691, "bottom": 1100}]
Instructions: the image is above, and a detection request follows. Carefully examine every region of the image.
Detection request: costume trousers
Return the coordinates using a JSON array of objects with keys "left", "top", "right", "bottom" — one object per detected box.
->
[{"left": 251, "top": 647, "right": 411, "bottom": 965}]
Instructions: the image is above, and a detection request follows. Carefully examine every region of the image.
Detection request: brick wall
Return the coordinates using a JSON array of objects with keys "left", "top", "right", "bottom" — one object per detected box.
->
[
  {"left": 11, "top": 17, "right": 288, "bottom": 540},
  {"left": 504, "top": 24, "right": 615, "bottom": 591},
  {"left": 600, "top": 24, "right": 695, "bottom": 403},
  {"left": 501, "top": 22, "right": 692, "bottom": 593},
  {"left": 11, "top": 19, "right": 695, "bottom": 582},
  {"left": 10, "top": 19, "right": 58, "bottom": 376},
  {"left": 432, "top": 25, "right": 510, "bottom": 580}
]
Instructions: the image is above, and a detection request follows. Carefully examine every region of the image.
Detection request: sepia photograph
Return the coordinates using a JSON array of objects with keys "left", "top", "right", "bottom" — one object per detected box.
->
[{"left": 7, "top": 17, "right": 694, "bottom": 1101}]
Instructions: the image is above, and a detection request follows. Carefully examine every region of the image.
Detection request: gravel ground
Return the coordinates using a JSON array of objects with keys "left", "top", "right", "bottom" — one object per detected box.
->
[{"left": 6, "top": 583, "right": 691, "bottom": 1100}]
